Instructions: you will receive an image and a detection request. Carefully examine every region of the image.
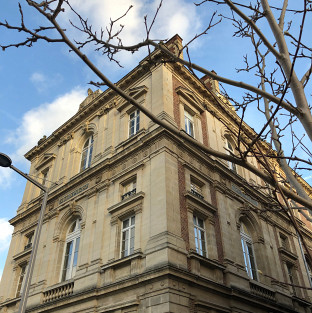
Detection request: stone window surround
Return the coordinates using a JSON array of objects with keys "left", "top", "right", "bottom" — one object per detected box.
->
[{"left": 107, "top": 192, "right": 144, "bottom": 262}]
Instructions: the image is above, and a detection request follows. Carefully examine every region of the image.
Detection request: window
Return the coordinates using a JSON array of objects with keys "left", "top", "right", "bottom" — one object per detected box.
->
[
  {"left": 184, "top": 110, "right": 194, "bottom": 137},
  {"left": 240, "top": 223, "right": 258, "bottom": 280},
  {"left": 40, "top": 169, "right": 49, "bottom": 194},
  {"left": 225, "top": 139, "right": 237, "bottom": 172},
  {"left": 286, "top": 263, "right": 296, "bottom": 294},
  {"left": 42, "top": 170, "right": 48, "bottom": 186},
  {"left": 24, "top": 233, "right": 33, "bottom": 250},
  {"left": 16, "top": 263, "right": 28, "bottom": 297},
  {"left": 190, "top": 178, "right": 204, "bottom": 200},
  {"left": 61, "top": 219, "right": 81, "bottom": 281},
  {"left": 193, "top": 215, "right": 207, "bottom": 257},
  {"left": 280, "top": 233, "right": 289, "bottom": 250},
  {"left": 121, "top": 177, "right": 137, "bottom": 200},
  {"left": 80, "top": 136, "right": 93, "bottom": 171},
  {"left": 129, "top": 110, "right": 140, "bottom": 137},
  {"left": 121, "top": 216, "right": 135, "bottom": 258}
]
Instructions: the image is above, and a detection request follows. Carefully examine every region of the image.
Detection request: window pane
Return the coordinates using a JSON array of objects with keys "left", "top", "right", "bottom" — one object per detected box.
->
[
  {"left": 123, "top": 219, "right": 129, "bottom": 229},
  {"left": 62, "top": 241, "right": 73, "bottom": 281},
  {"left": 73, "top": 237, "right": 80, "bottom": 267}
]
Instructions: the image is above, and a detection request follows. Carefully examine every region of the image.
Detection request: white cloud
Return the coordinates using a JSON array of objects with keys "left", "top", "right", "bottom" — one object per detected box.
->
[
  {"left": 0, "top": 218, "right": 13, "bottom": 282},
  {"left": 30, "top": 72, "right": 46, "bottom": 83},
  {"left": 0, "top": 218, "right": 13, "bottom": 253},
  {"left": 0, "top": 168, "right": 14, "bottom": 189},
  {"left": 61, "top": 0, "right": 202, "bottom": 67},
  {"left": 30, "top": 72, "right": 63, "bottom": 93},
  {"left": 6, "top": 87, "right": 86, "bottom": 164}
]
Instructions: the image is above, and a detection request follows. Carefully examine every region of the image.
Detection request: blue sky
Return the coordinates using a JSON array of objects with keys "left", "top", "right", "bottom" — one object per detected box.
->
[{"left": 0, "top": 1, "right": 311, "bottom": 281}]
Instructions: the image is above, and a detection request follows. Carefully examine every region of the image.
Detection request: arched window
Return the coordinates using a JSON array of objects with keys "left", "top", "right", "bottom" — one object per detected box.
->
[
  {"left": 61, "top": 219, "right": 81, "bottom": 281},
  {"left": 225, "top": 138, "right": 237, "bottom": 172},
  {"left": 240, "top": 222, "right": 258, "bottom": 280},
  {"left": 80, "top": 136, "right": 93, "bottom": 171}
]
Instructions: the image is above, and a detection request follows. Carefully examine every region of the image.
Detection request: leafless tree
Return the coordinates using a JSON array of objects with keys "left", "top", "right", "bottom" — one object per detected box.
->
[{"left": 1, "top": 0, "right": 312, "bottom": 263}]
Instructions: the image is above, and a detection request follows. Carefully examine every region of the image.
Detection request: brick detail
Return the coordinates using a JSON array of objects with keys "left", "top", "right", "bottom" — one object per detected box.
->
[
  {"left": 172, "top": 76, "right": 182, "bottom": 127},
  {"left": 201, "top": 111, "right": 209, "bottom": 147},
  {"left": 211, "top": 184, "right": 224, "bottom": 263}
]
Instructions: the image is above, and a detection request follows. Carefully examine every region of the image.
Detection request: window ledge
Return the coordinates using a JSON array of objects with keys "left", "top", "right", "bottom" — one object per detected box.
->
[
  {"left": 0, "top": 297, "right": 20, "bottom": 307},
  {"left": 13, "top": 248, "right": 32, "bottom": 261},
  {"left": 101, "top": 252, "right": 144, "bottom": 271},
  {"left": 249, "top": 280, "right": 276, "bottom": 301},
  {"left": 115, "top": 129, "right": 146, "bottom": 151},
  {"left": 188, "top": 252, "right": 225, "bottom": 271},
  {"left": 278, "top": 247, "right": 298, "bottom": 261},
  {"left": 108, "top": 191, "right": 145, "bottom": 215},
  {"left": 184, "top": 191, "right": 217, "bottom": 213}
]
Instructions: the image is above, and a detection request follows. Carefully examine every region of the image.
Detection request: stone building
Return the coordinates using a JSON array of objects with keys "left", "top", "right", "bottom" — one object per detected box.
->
[{"left": 1, "top": 35, "right": 312, "bottom": 313}]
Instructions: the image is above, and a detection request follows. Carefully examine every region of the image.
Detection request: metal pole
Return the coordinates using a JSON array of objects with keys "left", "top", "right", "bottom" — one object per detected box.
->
[{"left": 9, "top": 165, "right": 48, "bottom": 313}]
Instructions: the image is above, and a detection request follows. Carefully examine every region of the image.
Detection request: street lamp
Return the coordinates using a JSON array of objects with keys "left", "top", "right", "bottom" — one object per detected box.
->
[{"left": 0, "top": 153, "right": 48, "bottom": 313}]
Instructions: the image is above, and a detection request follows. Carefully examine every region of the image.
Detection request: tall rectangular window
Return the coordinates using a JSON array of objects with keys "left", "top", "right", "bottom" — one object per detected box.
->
[
  {"left": 193, "top": 215, "right": 207, "bottom": 257},
  {"left": 121, "top": 216, "right": 135, "bottom": 258},
  {"left": 286, "top": 263, "right": 296, "bottom": 295},
  {"left": 24, "top": 233, "right": 33, "bottom": 250},
  {"left": 129, "top": 110, "right": 140, "bottom": 137},
  {"left": 16, "top": 264, "right": 27, "bottom": 297},
  {"left": 184, "top": 110, "right": 194, "bottom": 137},
  {"left": 62, "top": 219, "right": 81, "bottom": 281},
  {"left": 241, "top": 234, "right": 257, "bottom": 280}
]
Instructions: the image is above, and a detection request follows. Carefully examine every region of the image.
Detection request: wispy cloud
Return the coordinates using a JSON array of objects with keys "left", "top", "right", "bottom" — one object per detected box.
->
[
  {"left": 30, "top": 72, "right": 63, "bottom": 93},
  {"left": 0, "top": 218, "right": 13, "bottom": 253},
  {"left": 61, "top": 0, "right": 203, "bottom": 68},
  {"left": 5, "top": 87, "right": 86, "bottom": 166}
]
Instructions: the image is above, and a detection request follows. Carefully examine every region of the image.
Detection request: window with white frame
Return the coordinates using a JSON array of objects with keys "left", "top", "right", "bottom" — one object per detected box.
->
[
  {"left": 184, "top": 110, "right": 194, "bottom": 137},
  {"left": 121, "top": 216, "right": 135, "bottom": 258},
  {"left": 193, "top": 215, "right": 207, "bottom": 257},
  {"left": 129, "top": 110, "right": 140, "bottom": 137},
  {"left": 240, "top": 223, "right": 258, "bottom": 280},
  {"left": 225, "top": 139, "right": 237, "bottom": 172},
  {"left": 16, "top": 263, "right": 28, "bottom": 297},
  {"left": 80, "top": 135, "right": 93, "bottom": 171},
  {"left": 121, "top": 177, "right": 137, "bottom": 201},
  {"left": 61, "top": 219, "right": 81, "bottom": 281}
]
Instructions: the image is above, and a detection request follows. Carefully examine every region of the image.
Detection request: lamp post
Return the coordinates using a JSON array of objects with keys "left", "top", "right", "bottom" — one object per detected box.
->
[{"left": 0, "top": 153, "right": 48, "bottom": 313}]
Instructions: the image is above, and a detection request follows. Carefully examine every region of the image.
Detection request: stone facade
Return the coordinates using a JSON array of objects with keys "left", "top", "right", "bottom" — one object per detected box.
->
[{"left": 1, "top": 35, "right": 312, "bottom": 313}]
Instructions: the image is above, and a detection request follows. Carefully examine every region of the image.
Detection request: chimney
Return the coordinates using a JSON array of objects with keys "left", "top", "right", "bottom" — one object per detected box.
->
[
  {"left": 201, "top": 71, "right": 220, "bottom": 93},
  {"left": 166, "top": 34, "right": 183, "bottom": 59}
]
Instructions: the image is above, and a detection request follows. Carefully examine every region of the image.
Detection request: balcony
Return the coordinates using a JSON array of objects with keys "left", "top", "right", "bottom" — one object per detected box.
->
[
  {"left": 42, "top": 281, "right": 74, "bottom": 303},
  {"left": 24, "top": 243, "right": 32, "bottom": 250},
  {"left": 121, "top": 188, "right": 136, "bottom": 201},
  {"left": 190, "top": 188, "right": 204, "bottom": 200},
  {"left": 250, "top": 281, "right": 275, "bottom": 301}
]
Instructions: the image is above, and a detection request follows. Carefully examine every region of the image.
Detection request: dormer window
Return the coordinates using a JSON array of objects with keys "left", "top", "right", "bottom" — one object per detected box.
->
[{"left": 80, "top": 135, "right": 93, "bottom": 171}]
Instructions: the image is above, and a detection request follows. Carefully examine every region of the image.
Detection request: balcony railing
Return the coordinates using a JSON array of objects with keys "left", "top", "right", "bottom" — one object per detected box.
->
[
  {"left": 43, "top": 281, "right": 74, "bottom": 303},
  {"left": 250, "top": 281, "right": 275, "bottom": 301},
  {"left": 190, "top": 188, "right": 204, "bottom": 200},
  {"left": 24, "top": 243, "right": 32, "bottom": 250},
  {"left": 121, "top": 188, "right": 136, "bottom": 201}
]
